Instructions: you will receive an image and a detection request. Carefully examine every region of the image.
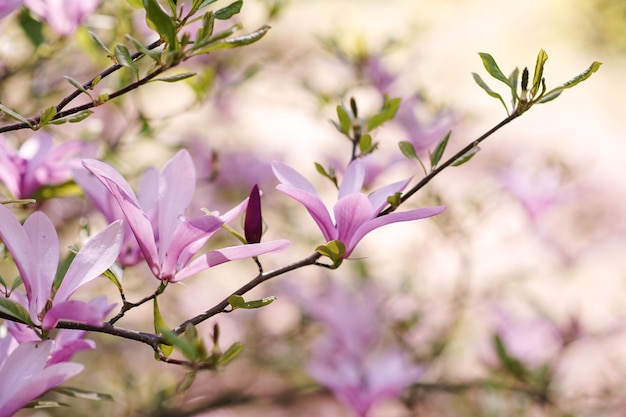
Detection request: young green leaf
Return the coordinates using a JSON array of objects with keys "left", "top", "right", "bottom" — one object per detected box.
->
[
  {"left": 125, "top": 34, "right": 161, "bottom": 62},
  {"left": 315, "top": 240, "right": 345, "bottom": 268},
  {"left": 430, "top": 130, "right": 451, "bottom": 169},
  {"left": 153, "top": 298, "right": 174, "bottom": 357},
  {"left": 336, "top": 104, "right": 352, "bottom": 134},
  {"left": 314, "top": 162, "right": 338, "bottom": 187},
  {"left": 143, "top": 0, "right": 178, "bottom": 50},
  {"left": 539, "top": 61, "right": 602, "bottom": 103},
  {"left": 478, "top": 52, "right": 511, "bottom": 87},
  {"left": 114, "top": 44, "right": 139, "bottom": 79},
  {"left": 40, "top": 106, "right": 57, "bottom": 126},
  {"left": 88, "top": 31, "right": 113, "bottom": 56},
  {"left": 398, "top": 141, "right": 418, "bottom": 160},
  {"left": 218, "top": 342, "right": 243, "bottom": 366},
  {"left": 219, "top": 25, "right": 271, "bottom": 48},
  {"left": 531, "top": 49, "right": 548, "bottom": 96},
  {"left": 153, "top": 72, "right": 197, "bottom": 82},
  {"left": 359, "top": 133, "right": 375, "bottom": 155},
  {"left": 0, "top": 104, "right": 34, "bottom": 128},
  {"left": 53, "top": 387, "right": 114, "bottom": 402},
  {"left": 367, "top": 97, "right": 401, "bottom": 131},
  {"left": 471, "top": 73, "right": 508, "bottom": 113},
  {"left": 0, "top": 297, "right": 34, "bottom": 325},
  {"left": 452, "top": 146, "right": 480, "bottom": 166},
  {"left": 228, "top": 295, "right": 276, "bottom": 310},
  {"left": 214, "top": 0, "right": 243, "bottom": 20}
]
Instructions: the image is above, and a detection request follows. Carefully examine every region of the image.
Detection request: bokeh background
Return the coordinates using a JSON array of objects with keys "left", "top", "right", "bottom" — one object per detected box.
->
[{"left": 1, "top": 0, "right": 625, "bottom": 416}]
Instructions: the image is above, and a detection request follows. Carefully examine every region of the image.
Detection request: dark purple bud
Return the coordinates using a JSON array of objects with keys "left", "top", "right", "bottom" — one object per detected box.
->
[{"left": 244, "top": 184, "right": 262, "bottom": 244}]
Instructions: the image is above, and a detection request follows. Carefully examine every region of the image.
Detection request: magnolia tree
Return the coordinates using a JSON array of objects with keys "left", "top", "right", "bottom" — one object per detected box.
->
[{"left": 0, "top": 1, "right": 602, "bottom": 416}]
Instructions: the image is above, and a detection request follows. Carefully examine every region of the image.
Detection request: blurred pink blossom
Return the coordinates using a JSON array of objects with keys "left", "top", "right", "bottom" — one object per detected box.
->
[
  {"left": 0, "top": 0, "right": 22, "bottom": 20},
  {"left": 286, "top": 280, "right": 424, "bottom": 416},
  {"left": 498, "top": 165, "right": 572, "bottom": 223},
  {"left": 482, "top": 304, "right": 564, "bottom": 370},
  {"left": 0, "top": 132, "right": 93, "bottom": 200},
  {"left": 24, "top": 0, "right": 100, "bottom": 36},
  {"left": 0, "top": 336, "right": 83, "bottom": 417}
]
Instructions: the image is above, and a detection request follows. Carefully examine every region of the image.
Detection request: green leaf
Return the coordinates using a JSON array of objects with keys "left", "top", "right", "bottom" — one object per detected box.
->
[
  {"left": 218, "top": 25, "right": 271, "bottom": 48},
  {"left": 386, "top": 191, "right": 402, "bottom": 210},
  {"left": 114, "top": 44, "right": 139, "bottom": 79},
  {"left": 102, "top": 263, "right": 123, "bottom": 291},
  {"left": 336, "top": 105, "right": 351, "bottom": 134},
  {"left": 40, "top": 106, "right": 57, "bottom": 126},
  {"left": 17, "top": 9, "right": 44, "bottom": 48},
  {"left": 127, "top": 0, "right": 143, "bottom": 8},
  {"left": 0, "top": 104, "right": 33, "bottom": 128},
  {"left": 25, "top": 400, "right": 70, "bottom": 409},
  {"left": 10, "top": 276, "right": 24, "bottom": 293},
  {"left": 508, "top": 67, "right": 520, "bottom": 104},
  {"left": 52, "top": 110, "right": 93, "bottom": 124},
  {"left": 143, "top": 0, "right": 178, "bottom": 50},
  {"left": 315, "top": 240, "right": 345, "bottom": 268},
  {"left": 125, "top": 34, "right": 161, "bottom": 62},
  {"left": 367, "top": 97, "right": 401, "bottom": 131},
  {"left": 195, "top": 0, "right": 220, "bottom": 9},
  {"left": 214, "top": 0, "right": 243, "bottom": 20},
  {"left": 478, "top": 52, "right": 511, "bottom": 87},
  {"left": 153, "top": 71, "right": 197, "bottom": 82},
  {"left": 53, "top": 387, "right": 114, "bottom": 402},
  {"left": 0, "top": 297, "right": 34, "bottom": 325},
  {"left": 154, "top": 298, "right": 174, "bottom": 357},
  {"left": 452, "top": 146, "right": 480, "bottom": 166},
  {"left": 471, "top": 73, "right": 508, "bottom": 113},
  {"left": 218, "top": 342, "right": 243, "bottom": 366},
  {"left": 176, "top": 371, "right": 197, "bottom": 393},
  {"left": 531, "top": 49, "right": 548, "bottom": 95},
  {"left": 398, "top": 141, "right": 418, "bottom": 160},
  {"left": 359, "top": 133, "right": 375, "bottom": 155},
  {"left": 539, "top": 61, "right": 602, "bottom": 103},
  {"left": 228, "top": 295, "right": 276, "bottom": 310},
  {"left": 314, "top": 162, "right": 337, "bottom": 187},
  {"left": 430, "top": 130, "right": 451, "bottom": 169},
  {"left": 88, "top": 31, "right": 113, "bottom": 56}
]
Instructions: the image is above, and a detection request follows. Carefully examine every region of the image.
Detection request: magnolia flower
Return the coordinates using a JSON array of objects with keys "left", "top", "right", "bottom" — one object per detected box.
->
[
  {"left": 286, "top": 280, "right": 423, "bottom": 416},
  {"left": 23, "top": 0, "right": 100, "bottom": 36},
  {"left": 0, "top": 337, "right": 83, "bottom": 417},
  {"left": 0, "top": 132, "right": 92, "bottom": 200},
  {"left": 272, "top": 158, "right": 445, "bottom": 258},
  {"left": 0, "top": 0, "right": 22, "bottom": 20},
  {"left": 82, "top": 150, "right": 289, "bottom": 282},
  {"left": 0, "top": 204, "right": 122, "bottom": 329}
]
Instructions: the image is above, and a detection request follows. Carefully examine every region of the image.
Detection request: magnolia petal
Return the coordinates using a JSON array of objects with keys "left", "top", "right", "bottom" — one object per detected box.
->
[
  {"left": 157, "top": 150, "right": 196, "bottom": 260},
  {"left": 55, "top": 221, "right": 123, "bottom": 302},
  {"left": 42, "top": 296, "right": 115, "bottom": 329},
  {"left": 272, "top": 161, "right": 320, "bottom": 196},
  {"left": 23, "top": 212, "right": 59, "bottom": 320},
  {"left": 333, "top": 194, "right": 375, "bottom": 254},
  {"left": 219, "top": 197, "right": 249, "bottom": 224},
  {"left": 0, "top": 340, "right": 83, "bottom": 417},
  {"left": 83, "top": 159, "right": 160, "bottom": 275},
  {"left": 0, "top": 204, "right": 36, "bottom": 299},
  {"left": 173, "top": 239, "right": 290, "bottom": 282},
  {"left": 276, "top": 185, "right": 337, "bottom": 242},
  {"left": 367, "top": 177, "right": 411, "bottom": 213},
  {"left": 338, "top": 159, "right": 365, "bottom": 199},
  {"left": 160, "top": 216, "right": 224, "bottom": 280},
  {"left": 49, "top": 336, "right": 95, "bottom": 365},
  {"left": 347, "top": 206, "right": 446, "bottom": 256}
]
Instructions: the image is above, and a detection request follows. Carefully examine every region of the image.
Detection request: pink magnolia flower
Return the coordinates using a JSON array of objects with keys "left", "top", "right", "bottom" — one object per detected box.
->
[
  {"left": 272, "top": 158, "right": 445, "bottom": 258},
  {"left": 286, "top": 281, "right": 423, "bottom": 416},
  {"left": 82, "top": 150, "right": 290, "bottom": 282},
  {"left": 0, "top": 0, "right": 22, "bottom": 20},
  {"left": 482, "top": 304, "right": 564, "bottom": 370},
  {"left": 23, "top": 0, "right": 100, "bottom": 36},
  {"left": 498, "top": 165, "right": 571, "bottom": 223},
  {"left": 0, "top": 337, "right": 83, "bottom": 417},
  {"left": 0, "top": 203, "right": 122, "bottom": 329},
  {"left": 0, "top": 132, "right": 92, "bottom": 200}
]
